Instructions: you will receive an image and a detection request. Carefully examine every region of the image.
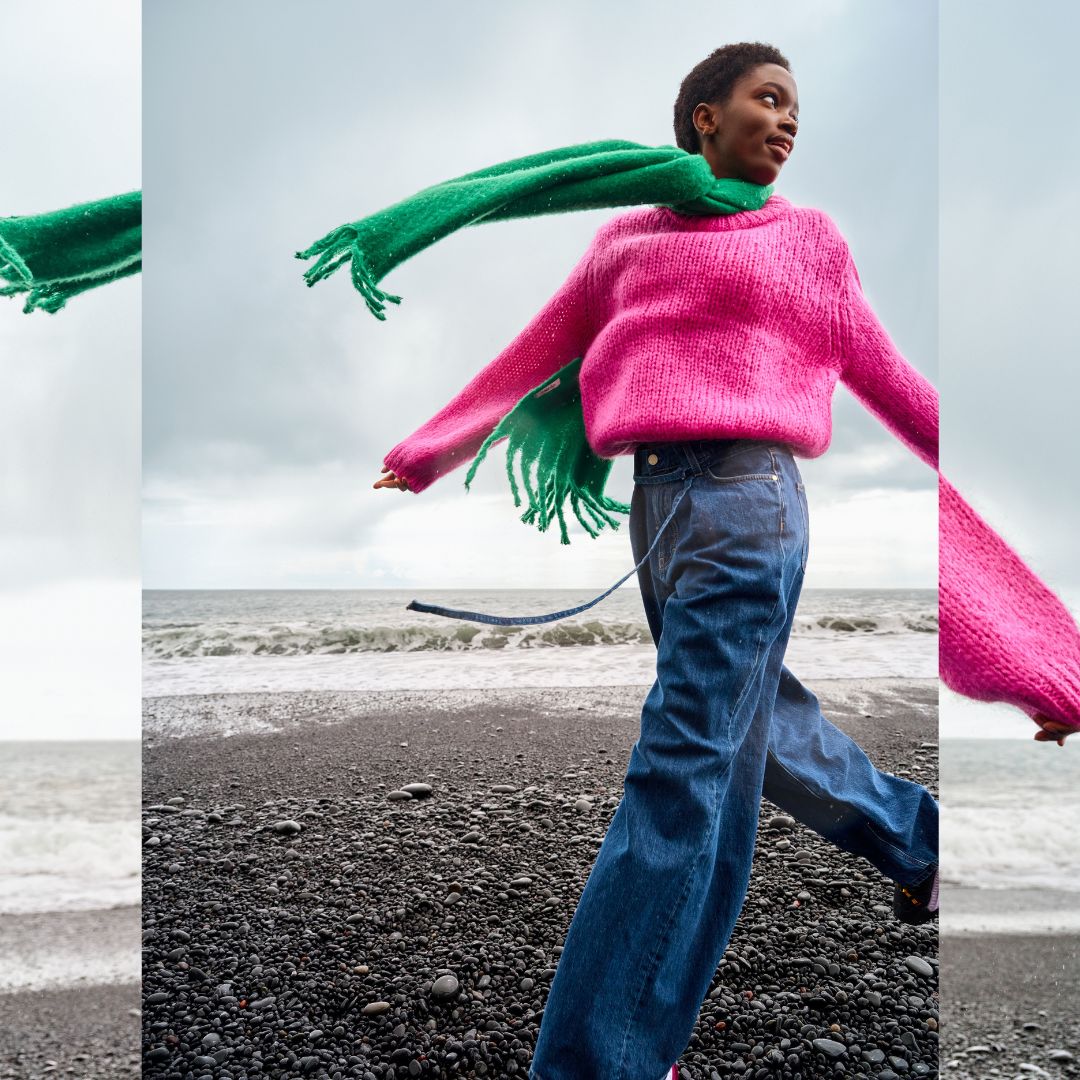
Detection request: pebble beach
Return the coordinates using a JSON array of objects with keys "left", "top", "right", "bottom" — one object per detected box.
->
[
  {"left": 142, "top": 679, "right": 939, "bottom": 1079},
  {"left": 939, "top": 930, "right": 1080, "bottom": 1079},
  {"left": 0, "top": 981, "right": 141, "bottom": 1079}
]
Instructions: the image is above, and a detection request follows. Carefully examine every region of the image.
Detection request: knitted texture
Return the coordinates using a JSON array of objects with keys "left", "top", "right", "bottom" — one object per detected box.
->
[
  {"left": 0, "top": 192, "right": 141, "bottom": 313},
  {"left": 295, "top": 140, "right": 772, "bottom": 319},
  {"left": 940, "top": 475, "right": 1080, "bottom": 730},
  {"left": 382, "top": 195, "right": 938, "bottom": 492},
  {"left": 462, "top": 356, "right": 631, "bottom": 545}
]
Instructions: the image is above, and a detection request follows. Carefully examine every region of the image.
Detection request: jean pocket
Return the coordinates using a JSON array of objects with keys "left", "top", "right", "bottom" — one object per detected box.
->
[
  {"left": 795, "top": 480, "right": 809, "bottom": 572},
  {"left": 703, "top": 442, "right": 780, "bottom": 484}
]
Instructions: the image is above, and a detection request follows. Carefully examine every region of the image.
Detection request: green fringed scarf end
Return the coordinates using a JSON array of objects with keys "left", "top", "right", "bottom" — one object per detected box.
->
[
  {"left": 0, "top": 191, "right": 142, "bottom": 314},
  {"left": 463, "top": 356, "right": 630, "bottom": 545},
  {"left": 295, "top": 226, "right": 402, "bottom": 321}
]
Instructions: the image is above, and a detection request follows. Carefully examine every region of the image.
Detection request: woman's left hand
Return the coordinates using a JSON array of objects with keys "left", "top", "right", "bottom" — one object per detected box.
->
[
  {"left": 374, "top": 465, "right": 410, "bottom": 491},
  {"left": 1032, "top": 714, "right": 1077, "bottom": 747}
]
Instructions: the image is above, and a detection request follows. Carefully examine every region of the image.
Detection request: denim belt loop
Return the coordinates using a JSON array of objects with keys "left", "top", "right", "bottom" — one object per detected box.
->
[
  {"left": 406, "top": 473, "right": 695, "bottom": 626},
  {"left": 683, "top": 441, "right": 704, "bottom": 476}
]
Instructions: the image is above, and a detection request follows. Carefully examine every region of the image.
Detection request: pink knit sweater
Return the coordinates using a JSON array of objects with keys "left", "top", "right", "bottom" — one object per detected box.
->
[{"left": 384, "top": 194, "right": 1080, "bottom": 731}]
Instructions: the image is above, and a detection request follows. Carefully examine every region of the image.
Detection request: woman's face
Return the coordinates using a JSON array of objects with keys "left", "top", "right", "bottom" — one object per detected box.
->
[{"left": 693, "top": 62, "right": 799, "bottom": 185}]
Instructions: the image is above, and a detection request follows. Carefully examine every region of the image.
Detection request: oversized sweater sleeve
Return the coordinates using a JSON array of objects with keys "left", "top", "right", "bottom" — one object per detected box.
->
[
  {"left": 834, "top": 247, "right": 938, "bottom": 470},
  {"left": 382, "top": 238, "right": 598, "bottom": 494},
  {"left": 833, "top": 244, "right": 1080, "bottom": 730},
  {"left": 939, "top": 474, "right": 1080, "bottom": 730}
]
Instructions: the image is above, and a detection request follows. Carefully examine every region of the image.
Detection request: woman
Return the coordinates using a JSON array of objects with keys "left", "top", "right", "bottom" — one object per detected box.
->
[{"left": 369, "top": 42, "right": 1076, "bottom": 1080}]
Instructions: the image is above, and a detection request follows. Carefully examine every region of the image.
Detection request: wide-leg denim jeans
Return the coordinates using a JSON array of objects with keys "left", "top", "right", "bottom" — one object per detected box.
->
[{"left": 529, "top": 437, "right": 938, "bottom": 1080}]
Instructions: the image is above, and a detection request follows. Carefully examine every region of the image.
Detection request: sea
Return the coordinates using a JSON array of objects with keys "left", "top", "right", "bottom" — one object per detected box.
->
[
  {"left": 142, "top": 586, "right": 938, "bottom": 697},
  {"left": 941, "top": 737, "right": 1080, "bottom": 934},
  {"left": 141, "top": 586, "right": 1080, "bottom": 936},
  {"left": 0, "top": 740, "right": 141, "bottom": 993}
]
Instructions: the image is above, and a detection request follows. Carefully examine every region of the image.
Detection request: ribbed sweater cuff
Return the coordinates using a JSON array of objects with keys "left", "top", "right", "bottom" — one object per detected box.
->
[
  {"left": 1034, "top": 658, "right": 1080, "bottom": 731},
  {"left": 382, "top": 446, "right": 431, "bottom": 495}
]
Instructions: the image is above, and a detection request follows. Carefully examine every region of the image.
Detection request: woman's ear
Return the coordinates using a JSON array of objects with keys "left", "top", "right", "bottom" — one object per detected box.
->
[{"left": 692, "top": 101, "right": 719, "bottom": 139}]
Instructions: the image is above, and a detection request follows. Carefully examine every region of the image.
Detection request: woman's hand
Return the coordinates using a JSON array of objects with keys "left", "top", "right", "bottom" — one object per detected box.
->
[
  {"left": 1032, "top": 714, "right": 1077, "bottom": 747},
  {"left": 374, "top": 465, "right": 410, "bottom": 492}
]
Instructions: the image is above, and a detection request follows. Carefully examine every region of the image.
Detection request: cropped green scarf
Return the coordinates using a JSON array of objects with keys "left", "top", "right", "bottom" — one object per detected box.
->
[
  {"left": 297, "top": 140, "right": 771, "bottom": 542},
  {"left": 1, "top": 191, "right": 142, "bottom": 314}
]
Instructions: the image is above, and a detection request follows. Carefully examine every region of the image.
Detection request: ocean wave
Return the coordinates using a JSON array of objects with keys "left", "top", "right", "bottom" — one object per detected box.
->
[
  {"left": 941, "top": 804, "right": 1080, "bottom": 892},
  {"left": 142, "top": 609, "right": 938, "bottom": 659},
  {"left": 0, "top": 814, "right": 141, "bottom": 914}
]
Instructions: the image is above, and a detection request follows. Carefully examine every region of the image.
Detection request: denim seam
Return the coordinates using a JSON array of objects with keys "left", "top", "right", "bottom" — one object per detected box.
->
[
  {"left": 795, "top": 482, "right": 809, "bottom": 573},
  {"left": 614, "top": 822, "right": 707, "bottom": 1080},
  {"left": 765, "top": 746, "right": 830, "bottom": 806},
  {"left": 767, "top": 740, "right": 925, "bottom": 876},
  {"left": 908, "top": 860, "right": 939, "bottom": 888},
  {"left": 657, "top": 485, "right": 681, "bottom": 580},
  {"left": 701, "top": 469, "right": 779, "bottom": 483},
  {"left": 865, "top": 820, "right": 930, "bottom": 876},
  {"left": 766, "top": 755, "right": 929, "bottom": 881},
  {"left": 769, "top": 449, "right": 782, "bottom": 538},
  {"left": 728, "top": 459, "right": 786, "bottom": 730}
]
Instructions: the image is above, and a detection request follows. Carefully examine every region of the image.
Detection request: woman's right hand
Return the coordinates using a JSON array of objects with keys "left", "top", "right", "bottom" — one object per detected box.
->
[
  {"left": 373, "top": 465, "right": 410, "bottom": 492},
  {"left": 1032, "top": 714, "right": 1077, "bottom": 747}
]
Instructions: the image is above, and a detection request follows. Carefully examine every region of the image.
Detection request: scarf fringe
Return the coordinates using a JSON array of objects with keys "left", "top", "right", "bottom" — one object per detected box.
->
[
  {"left": 0, "top": 282, "right": 63, "bottom": 314},
  {"left": 462, "top": 357, "right": 630, "bottom": 545},
  {"left": 295, "top": 226, "right": 402, "bottom": 320},
  {"left": 0, "top": 237, "right": 32, "bottom": 287},
  {"left": 0, "top": 255, "right": 142, "bottom": 313}
]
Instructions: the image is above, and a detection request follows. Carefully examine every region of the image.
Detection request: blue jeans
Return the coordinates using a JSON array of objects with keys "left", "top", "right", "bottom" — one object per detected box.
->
[{"left": 529, "top": 437, "right": 938, "bottom": 1080}]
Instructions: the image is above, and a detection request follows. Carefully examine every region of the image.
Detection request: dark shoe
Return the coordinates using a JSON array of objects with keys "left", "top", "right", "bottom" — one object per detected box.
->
[{"left": 894, "top": 865, "right": 938, "bottom": 925}]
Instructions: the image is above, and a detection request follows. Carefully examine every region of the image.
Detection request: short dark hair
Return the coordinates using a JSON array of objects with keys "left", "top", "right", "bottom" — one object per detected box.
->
[{"left": 673, "top": 43, "right": 792, "bottom": 154}]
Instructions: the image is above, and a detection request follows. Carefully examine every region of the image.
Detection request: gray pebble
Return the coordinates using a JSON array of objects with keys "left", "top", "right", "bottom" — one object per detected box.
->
[
  {"left": 812, "top": 1038, "right": 847, "bottom": 1058},
  {"left": 903, "top": 955, "right": 933, "bottom": 978},
  {"left": 431, "top": 974, "right": 459, "bottom": 998}
]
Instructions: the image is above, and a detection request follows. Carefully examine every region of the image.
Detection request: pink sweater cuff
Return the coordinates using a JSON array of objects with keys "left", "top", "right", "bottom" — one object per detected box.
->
[
  {"left": 940, "top": 473, "right": 1080, "bottom": 732},
  {"left": 383, "top": 445, "right": 432, "bottom": 494}
]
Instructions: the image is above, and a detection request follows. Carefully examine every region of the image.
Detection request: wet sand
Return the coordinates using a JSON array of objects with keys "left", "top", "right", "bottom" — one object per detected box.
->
[
  {"left": 0, "top": 981, "right": 141, "bottom": 1079},
  {"left": 941, "top": 930, "right": 1080, "bottom": 1078}
]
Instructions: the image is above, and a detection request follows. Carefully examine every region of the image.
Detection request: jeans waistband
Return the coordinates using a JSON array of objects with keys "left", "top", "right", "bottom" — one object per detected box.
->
[{"left": 633, "top": 437, "right": 786, "bottom": 485}]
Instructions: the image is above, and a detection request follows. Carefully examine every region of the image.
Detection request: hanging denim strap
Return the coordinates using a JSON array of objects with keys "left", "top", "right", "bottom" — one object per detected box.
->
[{"left": 406, "top": 474, "right": 694, "bottom": 625}]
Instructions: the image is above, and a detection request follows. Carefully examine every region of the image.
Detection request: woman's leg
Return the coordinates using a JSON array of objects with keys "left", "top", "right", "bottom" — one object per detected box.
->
[
  {"left": 530, "top": 442, "right": 805, "bottom": 1080},
  {"left": 630, "top": 479, "right": 937, "bottom": 885},
  {"left": 761, "top": 665, "right": 938, "bottom": 886},
  {"left": 635, "top": 466, "right": 938, "bottom": 889}
]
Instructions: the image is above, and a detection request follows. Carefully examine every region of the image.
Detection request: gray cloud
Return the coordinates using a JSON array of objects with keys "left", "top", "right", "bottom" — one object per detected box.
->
[{"left": 940, "top": 1, "right": 1080, "bottom": 593}]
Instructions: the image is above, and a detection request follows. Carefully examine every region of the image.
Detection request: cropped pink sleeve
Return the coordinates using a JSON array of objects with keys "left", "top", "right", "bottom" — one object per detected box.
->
[
  {"left": 939, "top": 474, "right": 1080, "bottom": 731},
  {"left": 834, "top": 249, "right": 938, "bottom": 470},
  {"left": 382, "top": 239, "right": 598, "bottom": 494}
]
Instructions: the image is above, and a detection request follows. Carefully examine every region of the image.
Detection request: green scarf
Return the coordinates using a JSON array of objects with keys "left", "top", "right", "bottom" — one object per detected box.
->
[
  {"left": 297, "top": 140, "right": 771, "bottom": 542},
  {"left": 0, "top": 191, "right": 142, "bottom": 314}
]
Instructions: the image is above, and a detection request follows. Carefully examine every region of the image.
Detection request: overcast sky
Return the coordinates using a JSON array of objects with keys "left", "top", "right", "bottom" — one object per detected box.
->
[
  {"left": 0, "top": 0, "right": 140, "bottom": 739},
  {"left": 143, "top": 0, "right": 939, "bottom": 592},
  {"left": 939, "top": 0, "right": 1080, "bottom": 738}
]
